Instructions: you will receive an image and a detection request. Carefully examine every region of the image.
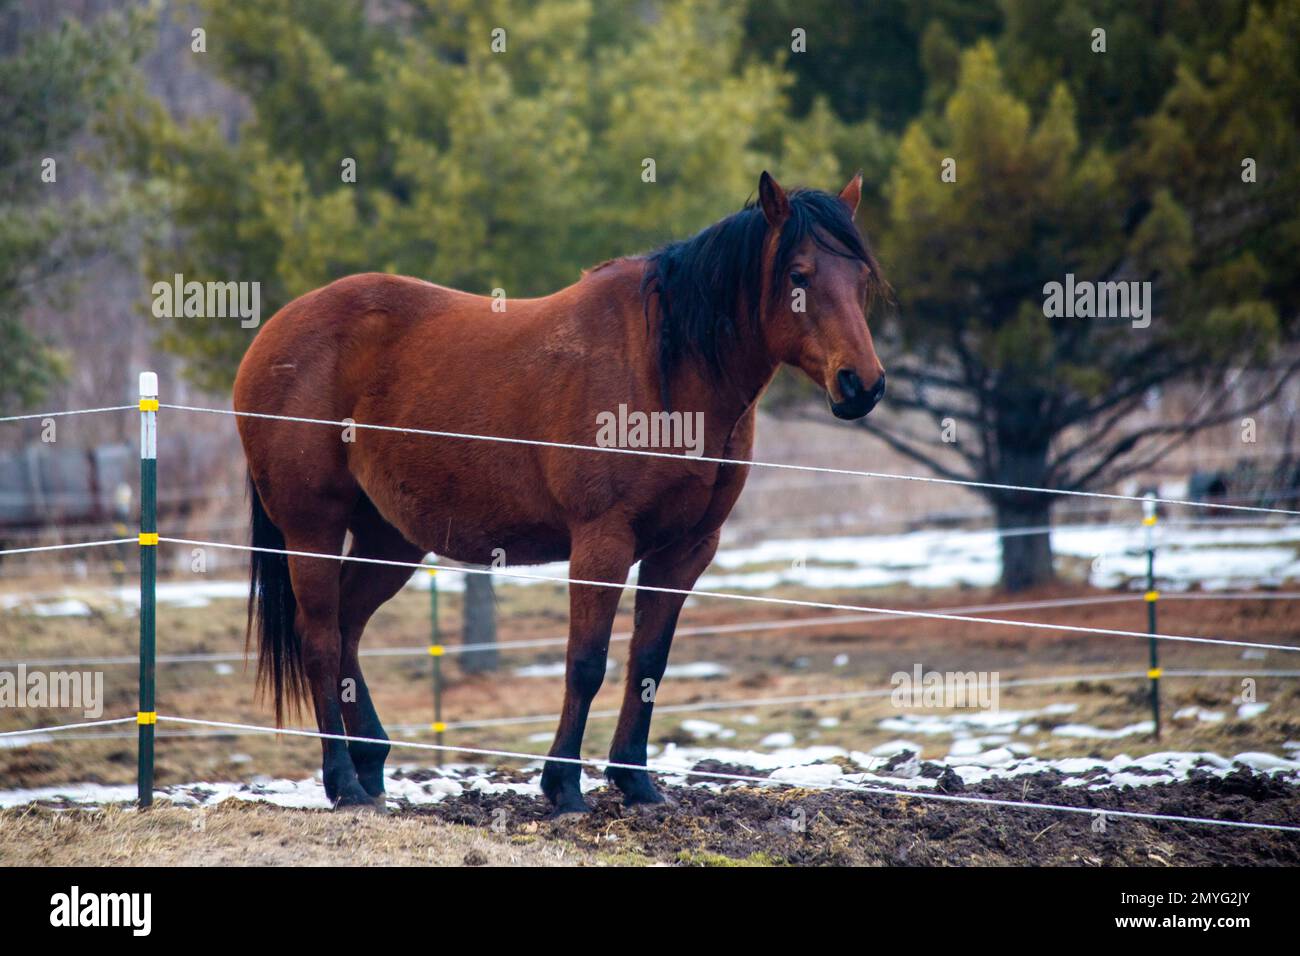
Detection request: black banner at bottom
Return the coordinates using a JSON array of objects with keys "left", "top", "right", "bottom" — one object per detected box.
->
[{"left": 0, "top": 866, "right": 1289, "bottom": 941}]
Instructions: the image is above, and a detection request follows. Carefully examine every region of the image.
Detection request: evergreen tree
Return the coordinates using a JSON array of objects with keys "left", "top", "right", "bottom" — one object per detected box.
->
[{"left": 871, "top": 26, "right": 1297, "bottom": 590}]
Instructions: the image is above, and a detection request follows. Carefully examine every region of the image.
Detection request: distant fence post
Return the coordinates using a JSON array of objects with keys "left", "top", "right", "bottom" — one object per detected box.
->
[
  {"left": 137, "top": 371, "right": 159, "bottom": 807},
  {"left": 1143, "top": 493, "right": 1161, "bottom": 740},
  {"left": 429, "top": 568, "right": 445, "bottom": 766}
]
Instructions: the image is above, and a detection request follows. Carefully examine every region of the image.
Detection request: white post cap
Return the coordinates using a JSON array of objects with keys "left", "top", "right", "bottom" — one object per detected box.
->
[
  {"left": 139, "top": 371, "right": 158, "bottom": 398},
  {"left": 1142, "top": 491, "right": 1157, "bottom": 519}
]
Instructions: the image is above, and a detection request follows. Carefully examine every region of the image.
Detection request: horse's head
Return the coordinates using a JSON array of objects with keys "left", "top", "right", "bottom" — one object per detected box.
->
[{"left": 757, "top": 171, "right": 887, "bottom": 420}]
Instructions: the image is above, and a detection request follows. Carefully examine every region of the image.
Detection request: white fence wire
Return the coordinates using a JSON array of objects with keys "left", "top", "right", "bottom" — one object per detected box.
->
[
  {"left": 158, "top": 536, "right": 1300, "bottom": 655},
  {"left": 161, "top": 401, "right": 1300, "bottom": 518}
]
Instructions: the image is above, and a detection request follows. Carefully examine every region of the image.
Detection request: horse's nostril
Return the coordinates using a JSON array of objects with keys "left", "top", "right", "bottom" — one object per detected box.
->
[
  {"left": 870, "top": 373, "right": 886, "bottom": 401},
  {"left": 837, "top": 368, "right": 863, "bottom": 400}
]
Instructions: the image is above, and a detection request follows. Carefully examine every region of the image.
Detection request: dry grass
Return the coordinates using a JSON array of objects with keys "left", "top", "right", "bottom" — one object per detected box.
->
[{"left": 0, "top": 801, "right": 602, "bottom": 866}]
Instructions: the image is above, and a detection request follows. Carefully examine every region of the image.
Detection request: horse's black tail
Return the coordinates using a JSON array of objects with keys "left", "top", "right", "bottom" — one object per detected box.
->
[{"left": 246, "top": 473, "right": 304, "bottom": 726}]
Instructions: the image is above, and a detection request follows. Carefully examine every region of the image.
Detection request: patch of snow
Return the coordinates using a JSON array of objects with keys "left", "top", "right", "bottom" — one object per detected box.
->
[
  {"left": 769, "top": 763, "right": 842, "bottom": 784},
  {"left": 1232, "top": 752, "right": 1299, "bottom": 772},
  {"left": 30, "top": 600, "right": 92, "bottom": 617},
  {"left": 680, "top": 719, "right": 733, "bottom": 740},
  {"left": 1052, "top": 721, "right": 1154, "bottom": 740},
  {"left": 663, "top": 661, "right": 729, "bottom": 679},
  {"left": 1173, "top": 706, "right": 1225, "bottom": 723},
  {"left": 1041, "top": 703, "right": 1079, "bottom": 716},
  {"left": 0, "top": 782, "right": 138, "bottom": 808}
]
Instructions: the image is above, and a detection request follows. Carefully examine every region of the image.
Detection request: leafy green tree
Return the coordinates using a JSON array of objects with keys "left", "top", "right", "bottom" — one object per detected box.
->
[
  {"left": 0, "top": 1, "right": 150, "bottom": 409},
  {"left": 869, "top": 36, "right": 1297, "bottom": 590}
]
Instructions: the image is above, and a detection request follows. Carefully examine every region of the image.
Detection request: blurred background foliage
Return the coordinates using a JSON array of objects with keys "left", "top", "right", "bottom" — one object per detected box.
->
[{"left": 0, "top": 0, "right": 152, "bottom": 407}]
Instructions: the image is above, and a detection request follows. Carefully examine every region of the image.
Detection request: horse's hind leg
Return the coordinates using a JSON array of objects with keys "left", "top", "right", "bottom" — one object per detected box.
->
[
  {"left": 291, "top": 574, "right": 372, "bottom": 807},
  {"left": 284, "top": 520, "right": 374, "bottom": 808},
  {"left": 338, "top": 498, "right": 423, "bottom": 803}
]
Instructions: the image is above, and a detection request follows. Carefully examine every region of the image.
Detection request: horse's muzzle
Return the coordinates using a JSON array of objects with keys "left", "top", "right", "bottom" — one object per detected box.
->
[{"left": 830, "top": 369, "right": 885, "bottom": 420}]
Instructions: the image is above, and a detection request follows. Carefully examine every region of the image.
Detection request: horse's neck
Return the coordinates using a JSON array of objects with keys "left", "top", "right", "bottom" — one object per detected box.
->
[{"left": 671, "top": 345, "right": 777, "bottom": 459}]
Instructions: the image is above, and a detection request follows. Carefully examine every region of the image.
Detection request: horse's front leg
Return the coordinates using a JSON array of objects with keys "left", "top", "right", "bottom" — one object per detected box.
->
[
  {"left": 540, "top": 524, "right": 635, "bottom": 816},
  {"left": 607, "top": 531, "right": 720, "bottom": 806}
]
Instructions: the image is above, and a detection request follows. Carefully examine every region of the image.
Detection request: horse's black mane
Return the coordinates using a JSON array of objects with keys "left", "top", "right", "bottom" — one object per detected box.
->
[{"left": 640, "top": 187, "right": 882, "bottom": 408}]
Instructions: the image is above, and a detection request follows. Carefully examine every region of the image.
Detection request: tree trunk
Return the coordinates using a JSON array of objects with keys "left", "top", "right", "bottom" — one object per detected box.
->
[
  {"left": 993, "top": 494, "right": 1055, "bottom": 592},
  {"left": 460, "top": 572, "right": 500, "bottom": 673},
  {"left": 991, "top": 437, "right": 1055, "bottom": 592}
]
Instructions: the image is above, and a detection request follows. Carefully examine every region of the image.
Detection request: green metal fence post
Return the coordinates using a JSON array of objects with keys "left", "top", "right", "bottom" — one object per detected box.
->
[
  {"left": 137, "top": 371, "right": 159, "bottom": 807},
  {"left": 1143, "top": 493, "right": 1161, "bottom": 740},
  {"left": 429, "top": 568, "right": 445, "bottom": 766}
]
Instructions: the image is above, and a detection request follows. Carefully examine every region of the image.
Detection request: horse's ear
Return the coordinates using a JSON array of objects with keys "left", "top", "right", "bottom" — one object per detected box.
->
[
  {"left": 838, "top": 171, "right": 862, "bottom": 216},
  {"left": 758, "top": 171, "right": 790, "bottom": 228}
]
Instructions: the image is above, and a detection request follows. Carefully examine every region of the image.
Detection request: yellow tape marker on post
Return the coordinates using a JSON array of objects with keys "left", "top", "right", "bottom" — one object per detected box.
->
[
  {"left": 1147, "top": 668, "right": 1163, "bottom": 680},
  {"left": 1143, "top": 515, "right": 1157, "bottom": 527},
  {"left": 1144, "top": 590, "right": 1159, "bottom": 602},
  {"left": 137, "top": 711, "right": 157, "bottom": 725},
  {"left": 139, "top": 398, "right": 159, "bottom": 412},
  {"left": 431, "top": 721, "right": 447, "bottom": 733},
  {"left": 138, "top": 532, "right": 159, "bottom": 546},
  {"left": 428, "top": 644, "right": 444, "bottom": 657}
]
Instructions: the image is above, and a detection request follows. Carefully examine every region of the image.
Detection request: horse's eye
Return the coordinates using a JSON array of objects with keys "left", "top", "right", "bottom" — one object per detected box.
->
[{"left": 790, "top": 270, "right": 809, "bottom": 289}]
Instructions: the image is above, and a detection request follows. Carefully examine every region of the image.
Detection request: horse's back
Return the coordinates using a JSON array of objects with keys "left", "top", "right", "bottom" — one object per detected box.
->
[
  {"left": 232, "top": 267, "right": 650, "bottom": 557},
  {"left": 238, "top": 273, "right": 454, "bottom": 388}
]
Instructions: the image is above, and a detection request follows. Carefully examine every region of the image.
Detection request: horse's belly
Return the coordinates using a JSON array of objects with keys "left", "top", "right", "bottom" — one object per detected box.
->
[{"left": 355, "top": 453, "right": 569, "bottom": 566}]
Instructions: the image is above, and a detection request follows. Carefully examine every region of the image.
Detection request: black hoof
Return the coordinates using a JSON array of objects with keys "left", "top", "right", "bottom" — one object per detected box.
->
[
  {"left": 626, "top": 797, "right": 675, "bottom": 817},
  {"left": 356, "top": 774, "right": 387, "bottom": 800},
  {"left": 626, "top": 788, "right": 673, "bottom": 809},
  {"left": 331, "top": 782, "right": 378, "bottom": 810},
  {"left": 607, "top": 766, "right": 665, "bottom": 807},
  {"left": 540, "top": 759, "right": 589, "bottom": 817},
  {"left": 548, "top": 799, "right": 590, "bottom": 819}
]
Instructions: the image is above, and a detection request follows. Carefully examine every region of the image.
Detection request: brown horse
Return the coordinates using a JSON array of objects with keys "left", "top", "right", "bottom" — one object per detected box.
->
[{"left": 234, "top": 172, "right": 887, "bottom": 814}]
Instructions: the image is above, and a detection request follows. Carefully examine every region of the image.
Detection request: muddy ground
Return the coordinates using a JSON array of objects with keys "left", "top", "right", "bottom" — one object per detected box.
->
[
  {"left": 422, "top": 768, "right": 1300, "bottom": 867},
  {"left": 2, "top": 767, "right": 1296, "bottom": 866}
]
